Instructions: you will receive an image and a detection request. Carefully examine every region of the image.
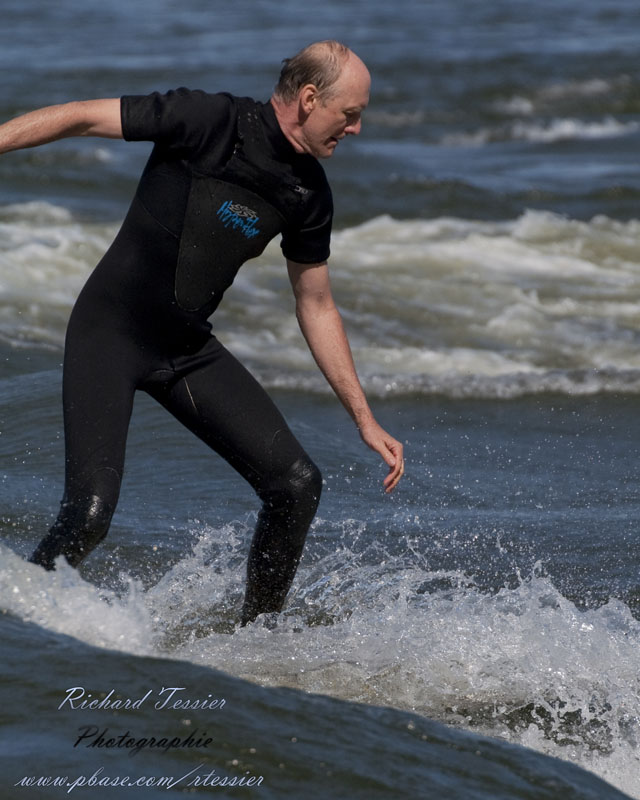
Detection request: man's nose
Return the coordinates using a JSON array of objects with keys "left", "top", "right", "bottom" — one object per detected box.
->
[{"left": 345, "top": 118, "right": 362, "bottom": 136}]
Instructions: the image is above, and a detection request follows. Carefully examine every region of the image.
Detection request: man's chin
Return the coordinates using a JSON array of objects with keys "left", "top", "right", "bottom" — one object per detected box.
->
[{"left": 318, "top": 140, "right": 338, "bottom": 158}]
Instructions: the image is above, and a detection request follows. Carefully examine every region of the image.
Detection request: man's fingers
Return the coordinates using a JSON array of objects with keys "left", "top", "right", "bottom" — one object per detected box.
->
[
  {"left": 383, "top": 444, "right": 404, "bottom": 493},
  {"left": 384, "top": 462, "right": 403, "bottom": 492},
  {"left": 358, "top": 421, "right": 405, "bottom": 493}
]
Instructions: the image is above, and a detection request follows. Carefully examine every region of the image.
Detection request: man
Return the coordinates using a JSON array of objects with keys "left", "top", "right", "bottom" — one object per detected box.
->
[{"left": 0, "top": 40, "right": 404, "bottom": 624}]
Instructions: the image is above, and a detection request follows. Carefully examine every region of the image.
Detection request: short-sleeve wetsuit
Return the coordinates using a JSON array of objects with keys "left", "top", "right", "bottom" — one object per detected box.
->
[{"left": 29, "top": 89, "right": 333, "bottom": 624}]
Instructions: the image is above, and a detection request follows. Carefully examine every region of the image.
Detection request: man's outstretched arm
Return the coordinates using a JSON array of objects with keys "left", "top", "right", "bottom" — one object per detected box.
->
[
  {"left": 0, "top": 99, "right": 122, "bottom": 154},
  {"left": 287, "top": 259, "right": 404, "bottom": 493}
]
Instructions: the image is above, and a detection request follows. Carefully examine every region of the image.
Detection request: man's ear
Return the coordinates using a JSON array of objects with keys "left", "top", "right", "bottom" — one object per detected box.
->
[{"left": 299, "top": 84, "right": 319, "bottom": 115}]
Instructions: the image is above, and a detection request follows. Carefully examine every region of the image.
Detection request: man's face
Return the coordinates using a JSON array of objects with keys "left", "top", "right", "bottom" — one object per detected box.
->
[{"left": 299, "top": 55, "right": 371, "bottom": 159}]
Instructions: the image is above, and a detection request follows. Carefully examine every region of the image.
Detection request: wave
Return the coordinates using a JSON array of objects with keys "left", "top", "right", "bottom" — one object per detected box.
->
[
  {"left": 262, "top": 367, "right": 640, "bottom": 400},
  {"left": 442, "top": 116, "right": 639, "bottom": 146},
  {"left": 4, "top": 203, "right": 640, "bottom": 399},
  {"left": 0, "top": 202, "right": 116, "bottom": 349},
  {"left": 1, "top": 533, "right": 639, "bottom": 798},
  {"left": 492, "top": 76, "right": 635, "bottom": 117}
]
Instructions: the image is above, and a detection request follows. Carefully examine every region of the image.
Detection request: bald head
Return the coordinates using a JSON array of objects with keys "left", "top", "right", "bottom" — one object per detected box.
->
[
  {"left": 271, "top": 41, "right": 371, "bottom": 159},
  {"left": 274, "top": 40, "right": 365, "bottom": 104}
]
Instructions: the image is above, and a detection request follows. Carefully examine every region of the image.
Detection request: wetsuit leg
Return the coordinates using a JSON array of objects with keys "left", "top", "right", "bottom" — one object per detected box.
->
[
  {"left": 29, "top": 323, "right": 138, "bottom": 570},
  {"left": 144, "top": 337, "right": 322, "bottom": 624}
]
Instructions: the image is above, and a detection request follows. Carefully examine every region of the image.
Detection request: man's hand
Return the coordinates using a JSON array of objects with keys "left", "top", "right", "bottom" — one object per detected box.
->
[{"left": 357, "top": 417, "right": 404, "bottom": 493}]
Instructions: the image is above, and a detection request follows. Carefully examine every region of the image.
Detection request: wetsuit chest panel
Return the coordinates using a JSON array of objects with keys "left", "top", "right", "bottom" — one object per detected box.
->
[{"left": 175, "top": 175, "right": 285, "bottom": 312}]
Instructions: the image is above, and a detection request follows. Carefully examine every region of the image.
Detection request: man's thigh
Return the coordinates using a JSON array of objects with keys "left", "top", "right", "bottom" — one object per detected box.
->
[
  {"left": 61, "top": 328, "right": 138, "bottom": 498},
  {"left": 149, "top": 339, "right": 310, "bottom": 492}
]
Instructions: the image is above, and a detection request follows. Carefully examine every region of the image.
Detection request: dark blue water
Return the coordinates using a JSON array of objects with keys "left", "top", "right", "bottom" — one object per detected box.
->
[{"left": 2, "top": 0, "right": 640, "bottom": 797}]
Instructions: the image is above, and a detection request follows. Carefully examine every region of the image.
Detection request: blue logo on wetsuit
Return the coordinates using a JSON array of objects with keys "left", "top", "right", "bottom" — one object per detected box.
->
[{"left": 217, "top": 200, "right": 261, "bottom": 239}]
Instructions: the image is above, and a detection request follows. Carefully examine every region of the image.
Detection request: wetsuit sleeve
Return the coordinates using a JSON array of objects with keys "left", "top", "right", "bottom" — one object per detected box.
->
[
  {"left": 280, "top": 182, "right": 333, "bottom": 264},
  {"left": 120, "top": 88, "right": 233, "bottom": 154}
]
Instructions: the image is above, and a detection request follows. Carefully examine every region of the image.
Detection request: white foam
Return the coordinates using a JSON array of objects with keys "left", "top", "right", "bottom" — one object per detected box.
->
[
  {"left": 5, "top": 203, "right": 640, "bottom": 398},
  {"left": 145, "top": 537, "right": 640, "bottom": 799},
  {"left": 2, "top": 531, "right": 639, "bottom": 797},
  {"left": 0, "top": 202, "right": 116, "bottom": 348},
  {"left": 537, "top": 78, "right": 617, "bottom": 102},
  {"left": 494, "top": 78, "right": 629, "bottom": 117},
  {"left": 443, "top": 116, "right": 639, "bottom": 147},
  {"left": 0, "top": 545, "right": 153, "bottom": 654}
]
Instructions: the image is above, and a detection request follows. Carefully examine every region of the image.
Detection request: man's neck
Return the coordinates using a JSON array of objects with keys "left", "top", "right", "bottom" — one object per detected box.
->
[{"left": 269, "top": 95, "right": 306, "bottom": 155}]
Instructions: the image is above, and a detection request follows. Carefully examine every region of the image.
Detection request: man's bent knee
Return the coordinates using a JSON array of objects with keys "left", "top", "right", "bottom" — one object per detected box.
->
[
  {"left": 256, "top": 457, "right": 322, "bottom": 536},
  {"left": 282, "top": 456, "right": 322, "bottom": 513},
  {"left": 242, "top": 457, "right": 322, "bottom": 626},
  {"left": 29, "top": 492, "right": 116, "bottom": 570}
]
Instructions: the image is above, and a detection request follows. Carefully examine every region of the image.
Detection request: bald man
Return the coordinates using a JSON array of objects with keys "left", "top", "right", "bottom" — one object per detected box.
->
[{"left": 0, "top": 40, "right": 404, "bottom": 625}]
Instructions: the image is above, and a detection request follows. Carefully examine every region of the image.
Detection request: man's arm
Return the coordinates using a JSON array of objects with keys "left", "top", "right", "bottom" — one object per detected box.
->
[
  {"left": 0, "top": 99, "right": 122, "bottom": 155},
  {"left": 287, "top": 259, "right": 404, "bottom": 493}
]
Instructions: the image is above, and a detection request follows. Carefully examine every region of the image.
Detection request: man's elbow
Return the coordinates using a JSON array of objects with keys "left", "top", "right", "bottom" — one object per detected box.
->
[{"left": 295, "top": 291, "right": 337, "bottom": 321}]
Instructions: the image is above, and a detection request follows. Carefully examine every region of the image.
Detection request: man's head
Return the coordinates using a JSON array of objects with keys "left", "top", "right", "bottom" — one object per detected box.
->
[{"left": 271, "top": 40, "right": 371, "bottom": 159}]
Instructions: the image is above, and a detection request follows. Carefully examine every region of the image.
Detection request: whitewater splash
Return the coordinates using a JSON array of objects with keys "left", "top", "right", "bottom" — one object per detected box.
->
[
  {"left": 3, "top": 202, "right": 640, "bottom": 398},
  {"left": 0, "top": 202, "right": 116, "bottom": 349},
  {"left": 442, "top": 116, "right": 639, "bottom": 147},
  {"left": 1, "top": 527, "right": 640, "bottom": 798}
]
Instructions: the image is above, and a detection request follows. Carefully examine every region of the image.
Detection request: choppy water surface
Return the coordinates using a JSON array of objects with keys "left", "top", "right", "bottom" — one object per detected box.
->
[{"left": 2, "top": 0, "right": 640, "bottom": 797}]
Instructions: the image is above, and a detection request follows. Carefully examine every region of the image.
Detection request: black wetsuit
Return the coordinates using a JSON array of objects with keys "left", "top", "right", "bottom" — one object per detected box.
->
[{"left": 29, "top": 89, "right": 333, "bottom": 624}]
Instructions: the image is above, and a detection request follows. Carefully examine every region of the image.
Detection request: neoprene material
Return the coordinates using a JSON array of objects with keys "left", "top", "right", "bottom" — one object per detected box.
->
[{"left": 29, "top": 91, "right": 332, "bottom": 625}]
